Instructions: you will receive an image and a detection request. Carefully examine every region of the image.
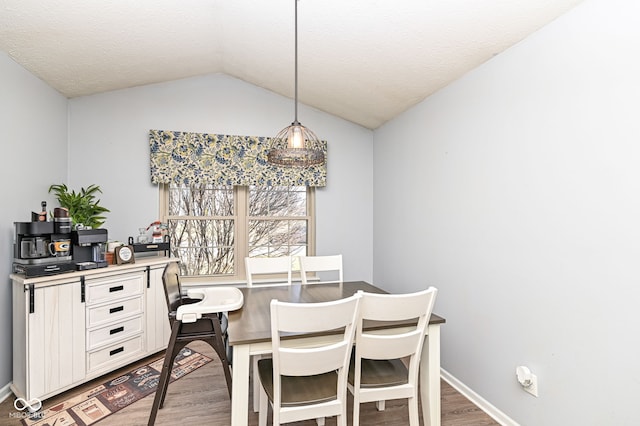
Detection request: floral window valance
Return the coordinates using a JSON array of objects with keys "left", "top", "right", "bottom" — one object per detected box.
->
[{"left": 149, "top": 129, "right": 326, "bottom": 187}]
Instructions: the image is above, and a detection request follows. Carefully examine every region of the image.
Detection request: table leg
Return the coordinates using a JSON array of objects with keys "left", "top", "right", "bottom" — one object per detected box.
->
[
  {"left": 420, "top": 324, "right": 441, "bottom": 426},
  {"left": 253, "top": 356, "right": 260, "bottom": 412},
  {"left": 231, "top": 344, "right": 251, "bottom": 426}
]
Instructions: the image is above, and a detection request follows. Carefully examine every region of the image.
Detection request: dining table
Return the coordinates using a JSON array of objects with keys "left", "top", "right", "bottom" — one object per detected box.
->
[{"left": 227, "top": 281, "right": 446, "bottom": 426}]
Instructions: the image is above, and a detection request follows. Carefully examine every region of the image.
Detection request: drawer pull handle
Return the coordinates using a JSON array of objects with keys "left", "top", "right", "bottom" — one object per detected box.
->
[
  {"left": 110, "top": 326, "right": 124, "bottom": 335},
  {"left": 110, "top": 347, "right": 124, "bottom": 356},
  {"left": 109, "top": 306, "right": 124, "bottom": 314},
  {"left": 109, "top": 285, "right": 124, "bottom": 293}
]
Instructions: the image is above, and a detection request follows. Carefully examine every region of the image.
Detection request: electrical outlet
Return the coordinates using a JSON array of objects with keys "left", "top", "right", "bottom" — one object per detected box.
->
[
  {"left": 516, "top": 366, "right": 539, "bottom": 397},
  {"left": 523, "top": 373, "right": 538, "bottom": 397}
]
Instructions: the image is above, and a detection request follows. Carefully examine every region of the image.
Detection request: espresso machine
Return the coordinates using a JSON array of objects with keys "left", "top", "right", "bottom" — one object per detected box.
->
[
  {"left": 72, "top": 229, "right": 108, "bottom": 269},
  {"left": 13, "top": 221, "right": 75, "bottom": 277}
]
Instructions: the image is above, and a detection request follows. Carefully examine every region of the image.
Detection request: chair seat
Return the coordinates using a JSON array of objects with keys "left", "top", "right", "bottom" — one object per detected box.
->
[
  {"left": 169, "top": 296, "right": 201, "bottom": 312},
  {"left": 177, "top": 313, "right": 228, "bottom": 335},
  {"left": 349, "top": 357, "right": 409, "bottom": 388},
  {"left": 257, "top": 358, "right": 338, "bottom": 407}
]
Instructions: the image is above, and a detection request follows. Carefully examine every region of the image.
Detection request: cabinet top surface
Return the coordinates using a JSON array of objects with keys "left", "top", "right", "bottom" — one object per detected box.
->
[{"left": 10, "top": 256, "right": 177, "bottom": 285}]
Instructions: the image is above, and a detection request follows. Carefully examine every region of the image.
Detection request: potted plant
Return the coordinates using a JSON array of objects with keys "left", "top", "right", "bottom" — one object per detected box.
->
[{"left": 48, "top": 183, "right": 110, "bottom": 229}]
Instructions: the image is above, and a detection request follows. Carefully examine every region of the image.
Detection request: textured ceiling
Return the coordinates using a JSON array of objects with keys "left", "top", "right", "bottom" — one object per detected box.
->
[{"left": 0, "top": 0, "right": 583, "bottom": 129}]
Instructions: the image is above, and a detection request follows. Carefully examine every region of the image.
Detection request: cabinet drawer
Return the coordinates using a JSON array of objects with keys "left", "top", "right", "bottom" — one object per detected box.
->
[
  {"left": 86, "top": 273, "right": 144, "bottom": 306},
  {"left": 86, "top": 296, "right": 143, "bottom": 328},
  {"left": 87, "top": 335, "right": 144, "bottom": 373},
  {"left": 87, "top": 315, "right": 143, "bottom": 351}
]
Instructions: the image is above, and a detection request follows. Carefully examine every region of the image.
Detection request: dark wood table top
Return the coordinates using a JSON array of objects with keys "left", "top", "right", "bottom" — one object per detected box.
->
[{"left": 227, "top": 281, "right": 445, "bottom": 346}]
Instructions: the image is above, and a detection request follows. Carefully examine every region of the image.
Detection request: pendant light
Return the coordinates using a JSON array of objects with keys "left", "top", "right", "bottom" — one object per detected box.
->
[{"left": 267, "top": 0, "right": 325, "bottom": 168}]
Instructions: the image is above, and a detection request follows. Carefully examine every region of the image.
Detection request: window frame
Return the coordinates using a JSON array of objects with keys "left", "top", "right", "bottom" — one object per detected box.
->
[{"left": 159, "top": 184, "right": 316, "bottom": 284}]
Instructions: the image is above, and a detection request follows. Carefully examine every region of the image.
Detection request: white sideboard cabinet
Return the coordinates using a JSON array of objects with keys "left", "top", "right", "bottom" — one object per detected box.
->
[{"left": 11, "top": 257, "right": 175, "bottom": 401}]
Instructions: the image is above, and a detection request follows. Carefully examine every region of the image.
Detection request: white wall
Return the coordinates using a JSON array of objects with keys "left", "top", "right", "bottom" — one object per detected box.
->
[
  {"left": 373, "top": 0, "right": 640, "bottom": 424},
  {"left": 0, "top": 53, "right": 68, "bottom": 388},
  {"left": 68, "top": 74, "right": 373, "bottom": 282}
]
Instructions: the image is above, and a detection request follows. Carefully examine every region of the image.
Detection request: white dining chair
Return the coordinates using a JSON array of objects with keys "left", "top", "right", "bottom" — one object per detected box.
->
[
  {"left": 299, "top": 254, "right": 343, "bottom": 284},
  {"left": 244, "top": 255, "right": 293, "bottom": 412},
  {"left": 348, "top": 287, "right": 438, "bottom": 426},
  {"left": 257, "top": 293, "right": 361, "bottom": 426},
  {"left": 245, "top": 256, "right": 292, "bottom": 287}
]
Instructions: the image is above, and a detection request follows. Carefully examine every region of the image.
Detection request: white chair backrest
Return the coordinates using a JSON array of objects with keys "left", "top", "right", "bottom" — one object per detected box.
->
[
  {"left": 269, "top": 293, "right": 361, "bottom": 422},
  {"left": 245, "top": 256, "right": 292, "bottom": 287},
  {"left": 299, "top": 254, "right": 343, "bottom": 284},
  {"left": 350, "top": 287, "right": 437, "bottom": 426},
  {"left": 356, "top": 287, "right": 437, "bottom": 361}
]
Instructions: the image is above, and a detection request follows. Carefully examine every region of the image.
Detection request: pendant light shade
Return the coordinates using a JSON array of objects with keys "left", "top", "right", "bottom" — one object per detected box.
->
[
  {"left": 268, "top": 121, "right": 325, "bottom": 167},
  {"left": 267, "top": 0, "right": 325, "bottom": 168}
]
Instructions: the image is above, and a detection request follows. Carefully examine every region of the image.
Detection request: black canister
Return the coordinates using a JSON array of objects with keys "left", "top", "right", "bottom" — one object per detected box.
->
[{"left": 54, "top": 217, "right": 72, "bottom": 233}]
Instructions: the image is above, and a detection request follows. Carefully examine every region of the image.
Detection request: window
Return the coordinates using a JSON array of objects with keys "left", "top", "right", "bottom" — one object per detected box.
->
[{"left": 161, "top": 184, "right": 315, "bottom": 281}]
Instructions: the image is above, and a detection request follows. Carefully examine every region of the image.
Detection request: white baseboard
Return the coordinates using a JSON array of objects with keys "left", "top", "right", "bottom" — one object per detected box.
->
[
  {"left": 0, "top": 382, "right": 13, "bottom": 404},
  {"left": 441, "top": 368, "right": 520, "bottom": 426}
]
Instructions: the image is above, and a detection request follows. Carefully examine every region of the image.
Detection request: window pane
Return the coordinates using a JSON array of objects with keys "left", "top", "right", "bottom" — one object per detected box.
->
[
  {"left": 248, "top": 187, "right": 269, "bottom": 216},
  {"left": 169, "top": 219, "right": 234, "bottom": 275},
  {"left": 287, "top": 188, "right": 307, "bottom": 216},
  {"left": 171, "top": 219, "right": 234, "bottom": 246},
  {"left": 289, "top": 220, "right": 307, "bottom": 245},
  {"left": 268, "top": 221, "right": 290, "bottom": 246},
  {"left": 249, "top": 186, "right": 306, "bottom": 217},
  {"left": 248, "top": 245, "right": 269, "bottom": 258},
  {"left": 174, "top": 247, "right": 234, "bottom": 276},
  {"left": 169, "top": 185, "right": 234, "bottom": 216},
  {"left": 247, "top": 187, "right": 308, "bottom": 259},
  {"left": 248, "top": 219, "right": 307, "bottom": 257},
  {"left": 164, "top": 184, "right": 312, "bottom": 278},
  {"left": 248, "top": 220, "right": 269, "bottom": 247},
  {"left": 248, "top": 220, "right": 284, "bottom": 254}
]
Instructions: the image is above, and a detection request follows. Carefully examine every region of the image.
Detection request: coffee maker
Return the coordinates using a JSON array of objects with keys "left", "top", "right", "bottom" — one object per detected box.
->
[
  {"left": 13, "top": 221, "right": 75, "bottom": 277},
  {"left": 72, "top": 229, "right": 108, "bottom": 269}
]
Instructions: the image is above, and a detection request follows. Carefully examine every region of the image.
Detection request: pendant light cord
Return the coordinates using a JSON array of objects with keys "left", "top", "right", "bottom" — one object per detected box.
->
[
  {"left": 294, "top": 0, "right": 299, "bottom": 124},
  {"left": 266, "top": 0, "right": 325, "bottom": 167}
]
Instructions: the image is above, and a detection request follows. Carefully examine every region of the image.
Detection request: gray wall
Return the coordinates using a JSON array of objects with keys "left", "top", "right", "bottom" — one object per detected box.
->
[
  {"left": 0, "top": 53, "right": 69, "bottom": 389},
  {"left": 373, "top": 0, "right": 640, "bottom": 424}
]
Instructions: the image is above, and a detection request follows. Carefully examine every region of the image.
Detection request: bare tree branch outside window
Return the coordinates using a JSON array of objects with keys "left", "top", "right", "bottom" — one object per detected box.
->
[{"left": 167, "top": 185, "right": 308, "bottom": 277}]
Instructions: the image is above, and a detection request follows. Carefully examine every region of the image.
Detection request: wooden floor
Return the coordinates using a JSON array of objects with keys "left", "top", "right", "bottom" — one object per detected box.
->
[{"left": 0, "top": 341, "right": 499, "bottom": 425}]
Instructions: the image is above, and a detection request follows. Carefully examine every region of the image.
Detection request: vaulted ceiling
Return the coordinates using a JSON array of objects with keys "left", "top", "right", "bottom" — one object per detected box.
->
[{"left": 0, "top": 0, "right": 583, "bottom": 129}]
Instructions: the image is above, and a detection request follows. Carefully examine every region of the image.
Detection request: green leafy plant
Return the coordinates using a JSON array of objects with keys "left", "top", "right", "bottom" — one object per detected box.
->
[{"left": 48, "top": 184, "right": 110, "bottom": 229}]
